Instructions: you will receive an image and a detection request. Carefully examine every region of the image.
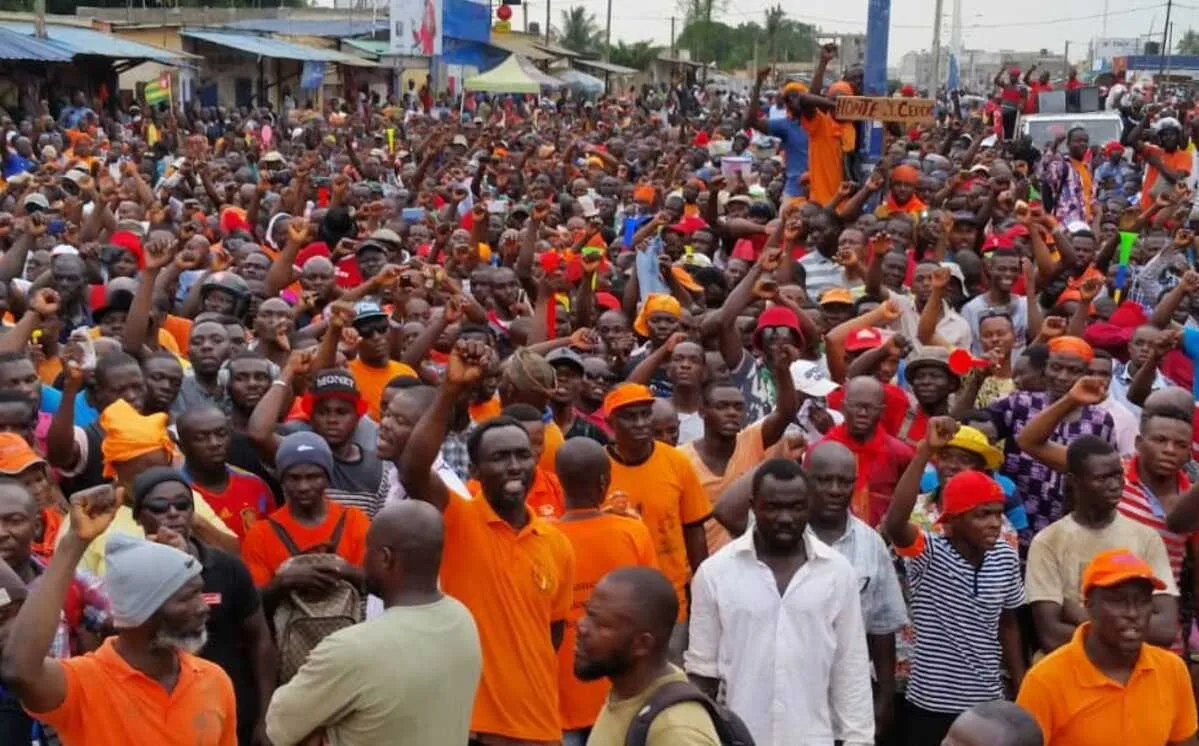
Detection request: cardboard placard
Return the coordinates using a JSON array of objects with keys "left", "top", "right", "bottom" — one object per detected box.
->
[{"left": 834, "top": 96, "right": 935, "bottom": 124}]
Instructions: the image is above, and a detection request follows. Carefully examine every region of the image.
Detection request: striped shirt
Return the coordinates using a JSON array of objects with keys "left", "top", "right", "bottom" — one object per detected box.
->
[
  {"left": 1118, "top": 457, "right": 1193, "bottom": 586},
  {"left": 798, "top": 250, "right": 849, "bottom": 299},
  {"left": 896, "top": 530, "right": 1025, "bottom": 714}
]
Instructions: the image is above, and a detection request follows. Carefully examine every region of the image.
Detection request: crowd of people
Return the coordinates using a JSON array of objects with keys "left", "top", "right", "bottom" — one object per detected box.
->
[{"left": 0, "top": 44, "right": 1197, "bottom": 746}]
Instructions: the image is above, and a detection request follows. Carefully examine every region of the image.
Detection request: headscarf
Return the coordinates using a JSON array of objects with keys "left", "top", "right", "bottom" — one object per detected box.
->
[
  {"left": 891, "top": 165, "right": 920, "bottom": 184},
  {"left": 503, "top": 348, "right": 557, "bottom": 398},
  {"left": 1047, "top": 335, "right": 1095, "bottom": 363},
  {"left": 633, "top": 293, "right": 682, "bottom": 337},
  {"left": 99, "top": 399, "right": 176, "bottom": 477}
]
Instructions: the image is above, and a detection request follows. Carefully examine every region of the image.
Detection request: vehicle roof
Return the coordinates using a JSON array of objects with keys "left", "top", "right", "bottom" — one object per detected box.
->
[{"left": 1021, "top": 112, "right": 1120, "bottom": 121}]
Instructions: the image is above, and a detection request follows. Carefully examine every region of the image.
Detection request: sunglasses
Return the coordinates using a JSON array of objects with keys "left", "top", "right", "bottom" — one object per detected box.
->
[
  {"left": 141, "top": 498, "right": 193, "bottom": 514},
  {"left": 584, "top": 371, "right": 618, "bottom": 384},
  {"left": 357, "top": 323, "right": 390, "bottom": 339}
]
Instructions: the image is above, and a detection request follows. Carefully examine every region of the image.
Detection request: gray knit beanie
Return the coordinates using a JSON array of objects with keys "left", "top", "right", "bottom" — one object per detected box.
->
[{"left": 104, "top": 533, "right": 201, "bottom": 629}]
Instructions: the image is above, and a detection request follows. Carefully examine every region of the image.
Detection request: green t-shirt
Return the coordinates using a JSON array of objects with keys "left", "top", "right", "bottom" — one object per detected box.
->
[{"left": 586, "top": 665, "right": 720, "bottom": 746}]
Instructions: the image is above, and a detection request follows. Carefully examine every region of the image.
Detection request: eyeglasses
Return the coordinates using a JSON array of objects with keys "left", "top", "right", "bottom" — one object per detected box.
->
[
  {"left": 584, "top": 371, "right": 618, "bottom": 384},
  {"left": 140, "top": 498, "right": 193, "bottom": 514}
]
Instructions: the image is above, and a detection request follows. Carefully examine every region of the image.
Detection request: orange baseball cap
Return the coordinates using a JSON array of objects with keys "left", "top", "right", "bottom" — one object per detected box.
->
[
  {"left": 820, "top": 287, "right": 854, "bottom": 306},
  {"left": 0, "top": 432, "right": 45, "bottom": 475},
  {"left": 603, "top": 383, "right": 655, "bottom": 417},
  {"left": 1082, "top": 548, "right": 1167, "bottom": 595}
]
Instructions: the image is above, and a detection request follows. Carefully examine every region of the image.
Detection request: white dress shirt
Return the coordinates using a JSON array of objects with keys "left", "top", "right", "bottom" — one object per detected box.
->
[
  {"left": 816, "top": 517, "right": 909, "bottom": 636},
  {"left": 685, "top": 529, "right": 874, "bottom": 746}
]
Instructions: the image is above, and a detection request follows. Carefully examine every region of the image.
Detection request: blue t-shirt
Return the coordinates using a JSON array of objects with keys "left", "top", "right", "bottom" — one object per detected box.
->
[
  {"left": 767, "top": 116, "right": 810, "bottom": 198},
  {"left": 2, "top": 152, "right": 35, "bottom": 179},
  {"left": 1183, "top": 327, "right": 1199, "bottom": 400},
  {"left": 38, "top": 385, "right": 99, "bottom": 427}
]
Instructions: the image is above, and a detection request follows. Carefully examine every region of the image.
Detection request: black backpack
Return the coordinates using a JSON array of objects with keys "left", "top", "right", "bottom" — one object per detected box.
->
[{"left": 624, "top": 680, "right": 756, "bottom": 746}]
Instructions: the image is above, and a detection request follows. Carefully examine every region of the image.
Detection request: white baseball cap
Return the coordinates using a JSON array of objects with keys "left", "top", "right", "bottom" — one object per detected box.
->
[{"left": 789, "top": 360, "right": 839, "bottom": 397}]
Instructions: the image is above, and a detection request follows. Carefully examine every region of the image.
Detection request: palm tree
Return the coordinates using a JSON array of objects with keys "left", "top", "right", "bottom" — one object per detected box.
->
[
  {"left": 558, "top": 6, "right": 602, "bottom": 55},
  {"left": 607, "top": 40, "right": 664, "bottom": 71}
]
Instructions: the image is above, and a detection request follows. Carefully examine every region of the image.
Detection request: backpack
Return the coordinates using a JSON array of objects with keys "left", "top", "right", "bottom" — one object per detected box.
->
[
  {"left": 624, "top": 680, "right": 756, "bottom": 746},
  {"left": 269, "top": 512, "right": 363, "bottom": 682}
]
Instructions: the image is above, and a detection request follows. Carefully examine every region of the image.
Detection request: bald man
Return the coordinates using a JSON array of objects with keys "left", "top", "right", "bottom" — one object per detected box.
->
[
  {"left": 805, "top": 441, "right": 908, "bottom": 741},
  {"left": 943, "top": 701, "right": 1043, "bottom": 746},
  {"left": 554, "top": 438, "right": 658, "bottom": 744},
  {"left": 577, "top": 567, "right": 720, "bottom": 746},
  {"left": 817, "top": 376, "right": 915, "bottom": 526},
  {"left": 265, "top": 501, "right": 482, "bottom": 746}
]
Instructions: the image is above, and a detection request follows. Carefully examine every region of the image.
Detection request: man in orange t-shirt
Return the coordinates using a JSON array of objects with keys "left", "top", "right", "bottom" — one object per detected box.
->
[
  {"left": 2, "top": 485, "right": 237, "bottom": 746},
  {"left": 603, "top": 383, "right": 711, "bottom": 658},
  {"left": 1137, "top": 116, "right": 1192, "bottom": 208},
  {"left": 241, "top": 432, "right": 368, "bottom": 598},
  {"left": 554, "top": 437, "right": 657, "bottom": 741},
  {"left": 345, "top": 300, "right": 417, "bottom": 421},
  {"left": 1017, "top": 549, "right": 1198, "bottom": 745},
  {"left": 399, "top": 340, "right": 575, "bottom": 745}
]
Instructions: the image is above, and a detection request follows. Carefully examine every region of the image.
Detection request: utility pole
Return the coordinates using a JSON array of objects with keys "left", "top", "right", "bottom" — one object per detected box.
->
[
  {"left": 34, "top": 0, "right": 45, "bottom": 38},
  {"left": 604, "top": 0, "right": 612, "bottom": 61},
  {"left": 929, "top": 0, "right": 944, "bottom": 93},
  {"left": 1160, "top": 0, "right": 1172, "bottom": 73},
  {"left": 522, "top": 0, "right": 528, "bottom": 32},
  {"left": 670, "top": 16, "right": 676, "bottom": 57},
  {"left": 703, "top": 0, "right": 712, "bottom": 83},
  {"left": 546, "top": 0, "right": 551, "bottom": 43}
]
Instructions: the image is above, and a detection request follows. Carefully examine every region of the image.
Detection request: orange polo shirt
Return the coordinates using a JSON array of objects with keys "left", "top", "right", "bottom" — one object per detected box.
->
[
  {"left": 606, "top": 441, "right": 712, "bottom": 620},
  {"left": 468, "top": 467, "right": 565, "bottom": 520},
  {"left": 346, "top": 357, "right": 418, "bottom": 421},
  {"left": 555, "top": 511, "right": 658, "bottom": 730},
  {"left": 539, "top": 420, "right": 565, "bottom": 474},
  {"left": 29, "top": 637, "right": 237, "bottom": 745},
  {"left": 441, "top": 489, "right": 575, "bottom": 741},
  {"left": 1016, "top": 622, "right": 1198, "bottom": 745},
  {"left": 1140, "top": 144, "right": 1193, "bottom": 208}
]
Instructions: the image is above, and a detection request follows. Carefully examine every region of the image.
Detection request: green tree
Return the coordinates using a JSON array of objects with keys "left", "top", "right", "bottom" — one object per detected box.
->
[
  {"left": 1178, "top": 29, "right": 1199, "bottom": 55},
  {"left": 607, "top": 40, "right": 664, "bottom": 71},
  {"left": 676, "top": 11, "right": 815, "bottom": 70},
  {"left": 558, "top": 6, "right": 602, "bottom": 55}
]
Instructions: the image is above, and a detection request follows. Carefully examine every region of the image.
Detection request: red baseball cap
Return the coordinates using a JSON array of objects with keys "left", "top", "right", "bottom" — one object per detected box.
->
[
  {"left": 937, "top": 471, "right": 1005, "bottom": 523},
  {"left": 845, "top": 327, "right": 885, "bottom": 352}
]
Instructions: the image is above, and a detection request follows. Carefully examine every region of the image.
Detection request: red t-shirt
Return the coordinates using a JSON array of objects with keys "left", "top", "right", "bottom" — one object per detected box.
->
[{"left": 187, "top": 466, "right": 273, "bottom": 542}]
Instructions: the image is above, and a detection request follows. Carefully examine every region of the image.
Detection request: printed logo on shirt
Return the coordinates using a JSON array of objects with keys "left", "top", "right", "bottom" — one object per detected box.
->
[
  {"left": 530, "top": 561, "right": 553, "bottom": 593},
  {"left": 241, "top": 507, "right": 259, "bottom": 533}
]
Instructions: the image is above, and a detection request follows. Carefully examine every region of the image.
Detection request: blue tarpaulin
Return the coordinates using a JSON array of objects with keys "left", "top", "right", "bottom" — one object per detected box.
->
[
  {"left": 443, "top": 0, "right": 490, "bottom": 44},
  {"left": 440, "top": 37, "right": 505, "bottom": 69}
]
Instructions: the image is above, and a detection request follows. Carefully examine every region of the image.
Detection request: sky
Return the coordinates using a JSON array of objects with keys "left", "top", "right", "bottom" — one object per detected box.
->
[{"left": 500, "top": 0, "right": 1199, "bottom": 65}]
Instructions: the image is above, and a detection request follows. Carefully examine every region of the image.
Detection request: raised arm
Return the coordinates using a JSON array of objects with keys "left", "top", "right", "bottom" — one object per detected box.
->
[
  {"left": 826, "top": 299, "right": 902, "bottom": 383},
  {"left": 399, "top": 340, "right": 492, "bottom": 512},
  {"left": 744, "top": 67, "right": 772, "bottom": 134},
  {"left": 123, "top": 237, "right": 176, "bottom": 357},
  {"left": 881, "top": 419, "right": 956, "bottom": 547},
  {"left": 1013, "top": 377, "right": 1107, "bottom": 472},
  {"left": 1, "top": 485, "right": 118, "bottom": 714},
  {"left": 246, "top": 350, "right": 314, "bottom": 465},
  {"left": 1152, "top": 269, "right": 1199, "bottom": 328},
  {"left": 264, "top": 221, "right": 309, "bottom": 299},
  {"left": 916, "top": 267, "right": 951, "bottom": 346}
]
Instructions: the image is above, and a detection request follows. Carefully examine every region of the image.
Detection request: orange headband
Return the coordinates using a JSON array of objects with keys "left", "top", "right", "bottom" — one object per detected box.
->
[
  {"left": 633, "top": 293, "right": 682, "bottom": 337},
  {"left": 1047, "top": 335, "right": 1094, "bottom": 363}
]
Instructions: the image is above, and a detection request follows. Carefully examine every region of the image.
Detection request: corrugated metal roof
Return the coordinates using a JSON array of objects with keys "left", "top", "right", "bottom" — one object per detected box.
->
[
  {"left": 533, "top": 41, "right": 582, "bottom": 58},
  {"left": 574, "top": 58, "right": 638, "bottom": 75},
  {"left": 0, "top": 27, "right": 72, "bottom": 61},
  {"left": 220, "top": 18, "right": 388, "bottom": 39},
  {"left": 488, "top": 34, "right": 554, "bottom": 61},
  {"left": 0, "top": 22, "right": 190, "bottom": 62},
  {"left": 182, "top": 29, "right": 383, "bottom": 66},
  {"left": 340, "top": 38, "right": 388, "bottom": 58}
]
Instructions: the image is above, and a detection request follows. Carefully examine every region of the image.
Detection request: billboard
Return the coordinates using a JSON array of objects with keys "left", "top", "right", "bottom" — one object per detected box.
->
[
  {"left": 390, "top": 0, "right": 443, "bottom": 56},
  {"left": 1095, "top": 37, "right": 1141, "bottom": 60}
]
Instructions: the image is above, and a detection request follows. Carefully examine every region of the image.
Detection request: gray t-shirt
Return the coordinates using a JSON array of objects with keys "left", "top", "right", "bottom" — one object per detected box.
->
[{"left": 170, "top": 373, "right": 231, "bottom": 420}]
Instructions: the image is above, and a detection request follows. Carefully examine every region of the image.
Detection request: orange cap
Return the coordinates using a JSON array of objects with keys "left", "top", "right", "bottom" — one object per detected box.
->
[
  {"left": 603, "top": 383, "right": 655, "bottom": 417},
  {"left": 0, "top": 432, "right": 44, "bottom": 475},
  {"left": 1082, "top": 548, "right": 1167, "bottom": 595},
  {"left": 1047, "top": 335, "right": 1094, "bottom": 363}
]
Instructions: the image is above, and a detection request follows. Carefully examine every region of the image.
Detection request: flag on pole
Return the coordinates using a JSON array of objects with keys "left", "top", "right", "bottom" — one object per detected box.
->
[{"left": 144, "top": 79, "right": 170, "bottom": 106}]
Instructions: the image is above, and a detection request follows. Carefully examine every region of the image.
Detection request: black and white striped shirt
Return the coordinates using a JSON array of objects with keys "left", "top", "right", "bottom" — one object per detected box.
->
[{"left": 900, "top": 530, "right": 1025, "bottom": 714}]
